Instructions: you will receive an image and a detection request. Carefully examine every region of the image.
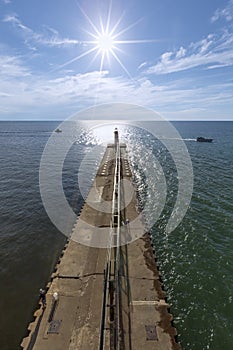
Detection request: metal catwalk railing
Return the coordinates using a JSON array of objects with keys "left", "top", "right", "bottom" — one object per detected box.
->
[
  {"left": 115, "top": 141, "right": 121, "bottom": 349},
  {"left": 99, "top": 138, "right": 122, "bottom": 350}
]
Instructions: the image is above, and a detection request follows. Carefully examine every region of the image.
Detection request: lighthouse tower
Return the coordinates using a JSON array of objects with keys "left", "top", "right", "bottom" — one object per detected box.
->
[{"left": 114, "top": 128, "right": 119, "bottom": 152}]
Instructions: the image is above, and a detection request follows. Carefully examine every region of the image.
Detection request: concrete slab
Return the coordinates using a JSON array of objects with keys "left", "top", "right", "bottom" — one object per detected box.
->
[{"left": 21, "top": 143, "right": 181, "bottom": 350}]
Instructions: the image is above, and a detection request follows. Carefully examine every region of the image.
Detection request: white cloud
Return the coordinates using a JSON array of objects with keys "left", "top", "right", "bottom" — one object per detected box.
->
[
  {"left": 160, "top": 51, "right": 173, "bottom": 62},
  {"left": 198, "top": 37, "right": 213, "bottom": 53},
  {"left": 0, "top": 55, "right": 31, "bottom": 77},
  {"left": 3, "top": 13, "right": 80, "bottom": 48},
  {"left": 3, "top": 14, "right": 30, "bottom": 32},
  {"left": 211, "top": 0, "right": 233, "bottom": 22},
  {"left": 0, "top": 52, "right": 232, "bottom": 120},
  {"left": 176, "top": 47, "right": 186, "bottom": 58},
  {"left": 137, "top": 61, "right": 147, "bottom": 70},
  {"left": 146, "top": 31, "right": 233, "bottom": 75}
]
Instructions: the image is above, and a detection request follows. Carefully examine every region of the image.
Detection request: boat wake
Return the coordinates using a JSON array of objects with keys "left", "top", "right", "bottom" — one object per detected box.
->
[
  {"left": 183, "top": 138, "right": 197, "bottom": 141},
  {"left": 159, "top": 137, "right": 196, "bottom": 142}
]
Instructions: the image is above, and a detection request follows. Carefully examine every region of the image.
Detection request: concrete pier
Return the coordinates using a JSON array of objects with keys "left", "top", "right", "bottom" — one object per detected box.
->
[{"left": 21, "top": 131, "right": 181, "bottom": 350}]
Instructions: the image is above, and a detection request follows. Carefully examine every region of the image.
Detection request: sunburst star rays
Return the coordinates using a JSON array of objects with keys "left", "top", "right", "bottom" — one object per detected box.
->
[{"left": 53, "top": 3, "right": 159, "bottom": 78}]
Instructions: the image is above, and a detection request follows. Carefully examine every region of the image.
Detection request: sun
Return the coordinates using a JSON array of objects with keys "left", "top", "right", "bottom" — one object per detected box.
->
[
  {"left": 96, "top": 32, "right": 114, "bottom": 53},
  {"left": 55, "top": 3, "right": 157, "bottom": 77},
  {"left": 91, "top": 29, "right": 117, "bottom": 69}
]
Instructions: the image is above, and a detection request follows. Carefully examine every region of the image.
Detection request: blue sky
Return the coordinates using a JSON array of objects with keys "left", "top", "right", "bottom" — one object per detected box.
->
[{"left": 0, "top": 0, "right": 233, "bottom": 120}]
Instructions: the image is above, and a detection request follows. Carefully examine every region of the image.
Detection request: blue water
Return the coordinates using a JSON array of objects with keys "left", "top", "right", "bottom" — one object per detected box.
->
[{"left": 0, "top": 121, "right": 232, "bottom": 349}]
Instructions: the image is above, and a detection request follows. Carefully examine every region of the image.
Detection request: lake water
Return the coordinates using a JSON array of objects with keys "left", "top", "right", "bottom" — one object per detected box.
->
[{"left": 0, "top": 121, "right": 232, "bottom": 350}]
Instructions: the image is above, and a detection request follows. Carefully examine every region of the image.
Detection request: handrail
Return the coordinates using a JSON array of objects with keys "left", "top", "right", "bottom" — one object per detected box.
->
[
  {"left": 99, "top": 139, "right": 121, "bottom": 350},
  {"left": 115, "top": 143, "right": 121, "bottom": 349}
]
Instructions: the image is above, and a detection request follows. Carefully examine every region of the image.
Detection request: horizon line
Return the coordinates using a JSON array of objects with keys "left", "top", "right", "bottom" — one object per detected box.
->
[{"left": 0, "top": 119, "right": 233, "bottom": 122}]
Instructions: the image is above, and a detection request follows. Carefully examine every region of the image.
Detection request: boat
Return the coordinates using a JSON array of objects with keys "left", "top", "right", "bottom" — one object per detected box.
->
[
  {"left": 55, "top": 128, "right": 62, "bottom": 133},
  {"left": 196, "top": 137, "right": 213, "bottom": 143}
]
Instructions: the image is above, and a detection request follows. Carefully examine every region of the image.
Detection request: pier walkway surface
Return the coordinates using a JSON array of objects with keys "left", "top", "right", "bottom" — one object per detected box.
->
[{"left": 21, "top": 132, "right": 181, "bottom": 350}]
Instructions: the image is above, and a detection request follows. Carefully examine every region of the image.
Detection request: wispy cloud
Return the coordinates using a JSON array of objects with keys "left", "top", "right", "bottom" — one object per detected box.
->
[
  {"left": 3, "top": 14, "right": 31, "bottom": 32},
  {"left": 0, "top": 55, "right": 31, "bottom": 77},
  {"left": 211, "top": 0, "right": 233, "bottom": 22},
  {"left": 3, "top": 13, "right": 80, "bottom": 48},
  {"left": 2, "top": 2, "right": 233, "bottom": 120},
  {"left": 145, "top": 30, "right": 233, "bottom": 75},
  {"left": 0, "top": 52, "right": 232, "bottom": 119},
  {"left": 145, "top": 2, "right": 233, "bottom": 76},
  {"left": 2, "top": 0, "right": 11, "bottom": 4},
  {"left": 137, "top": 61, "right": 148, "bottom": 70}
]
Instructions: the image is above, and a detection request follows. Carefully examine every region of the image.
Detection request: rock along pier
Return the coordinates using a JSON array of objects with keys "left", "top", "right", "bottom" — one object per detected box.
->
[{"left": 21, "top": 129, "right": 181, "bottom": 350}]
